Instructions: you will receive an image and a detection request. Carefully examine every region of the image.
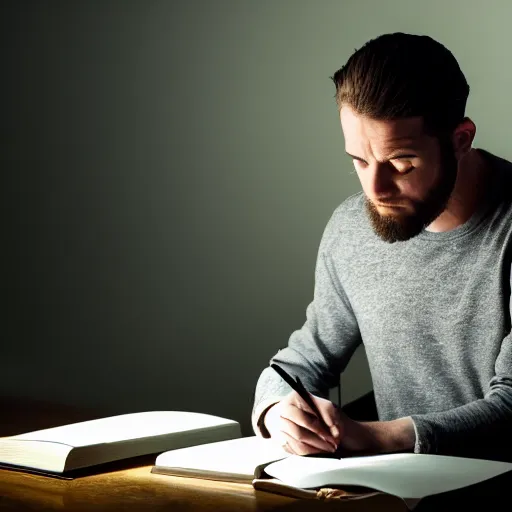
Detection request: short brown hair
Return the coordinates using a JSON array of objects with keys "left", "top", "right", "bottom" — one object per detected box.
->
[{"left": 330, "top": 33, "right": 470, "bottom": 135}]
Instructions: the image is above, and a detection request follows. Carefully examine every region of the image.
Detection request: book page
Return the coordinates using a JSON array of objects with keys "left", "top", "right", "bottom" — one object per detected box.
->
[
  {"left": 264, "top": 452, "right": 512, "bottom": 499},
  {"left": 11, "top": 411, "right": 239, "bottom": 447},
  {"left": 154, "top": 436, "right": 290, "bottom": 479}
]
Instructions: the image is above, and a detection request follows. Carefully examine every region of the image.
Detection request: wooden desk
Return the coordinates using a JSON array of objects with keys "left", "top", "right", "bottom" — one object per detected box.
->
[
  {"left": 0, "top": 396, "right": 406, "bottom": 511},
  {"left": 0, "top": 461, "right": 409, "bottom": 511}
]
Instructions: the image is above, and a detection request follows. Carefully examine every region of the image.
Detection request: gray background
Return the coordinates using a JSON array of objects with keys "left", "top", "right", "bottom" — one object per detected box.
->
[{"left": 3, "top": 0, "right": 512, "bottom": 435}]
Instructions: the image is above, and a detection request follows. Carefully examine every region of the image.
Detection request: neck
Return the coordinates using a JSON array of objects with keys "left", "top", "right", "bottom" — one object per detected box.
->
[{"left": 426, "top": 148, "right": 489, "bottom": 233}]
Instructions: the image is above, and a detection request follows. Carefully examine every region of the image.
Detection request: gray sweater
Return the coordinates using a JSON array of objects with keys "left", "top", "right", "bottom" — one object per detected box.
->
[{"left": 252, "top": 148, "right": 512, "bottom": 461}]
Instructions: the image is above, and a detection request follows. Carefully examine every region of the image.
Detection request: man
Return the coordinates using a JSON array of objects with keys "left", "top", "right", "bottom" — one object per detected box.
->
[{"left": 251, "top": 32, "right": 512, "bottom": 463}]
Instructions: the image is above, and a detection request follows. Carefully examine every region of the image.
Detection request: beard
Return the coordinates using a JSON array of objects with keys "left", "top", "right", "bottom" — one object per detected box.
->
[{"left": 365, "top": 140, "right": 458, "bottom": 243}]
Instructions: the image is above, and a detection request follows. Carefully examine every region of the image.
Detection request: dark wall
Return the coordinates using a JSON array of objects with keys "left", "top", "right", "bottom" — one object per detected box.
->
[{"left": 2, "top": 1, "right": 364, "bottom": 434}]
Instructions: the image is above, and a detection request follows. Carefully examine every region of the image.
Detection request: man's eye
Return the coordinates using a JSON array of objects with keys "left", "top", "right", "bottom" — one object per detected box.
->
[
  {"left": 393, "top": 161, "right": 414, "bottom": 174},
  {"left": 353, "top": 159, "right": 367, "bottom": 169}
]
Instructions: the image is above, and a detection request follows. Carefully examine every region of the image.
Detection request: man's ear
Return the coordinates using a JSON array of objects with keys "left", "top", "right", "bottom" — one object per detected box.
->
[{"left": 452, "top": 117, "right": 476, "bottom": 159}]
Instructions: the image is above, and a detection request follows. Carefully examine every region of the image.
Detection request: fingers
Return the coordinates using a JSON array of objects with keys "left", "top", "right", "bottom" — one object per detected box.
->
[
  {"left": 264, "top": 391, "right": 343, "bottom": 456},
  {"left": 280, "top": 405, "right": 337, "bottom": 449},
  {"left": 279, "top": 416, "right": 337, "bottom": 454},
  {"left": 281, "top": 430, "right": 325, "bottom": 456},
  {"left": 289, "top": 394, "right": 342, "bottom": 446},
  {"left": 314, "top": 398, "right": 343, "bottom": 441}
]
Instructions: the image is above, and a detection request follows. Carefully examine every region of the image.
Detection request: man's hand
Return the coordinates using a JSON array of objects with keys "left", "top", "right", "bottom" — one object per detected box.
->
[
  {"left": 263, "top": 391, "right": 416, "bottom": 456},
  {"left": 263, "top": 390, "right": 342, "bottom": 455}
]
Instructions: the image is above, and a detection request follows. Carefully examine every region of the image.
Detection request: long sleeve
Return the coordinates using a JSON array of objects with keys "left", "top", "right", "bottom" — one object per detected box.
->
[
  {"left": 251, "top": 208, "right": 362, "bottom": 436},
  {"left": 249, "top": 158, "right": 512, "bottom": 459},
  {"left": 410, "top": 273, "right": 512, "bottom": 462}
]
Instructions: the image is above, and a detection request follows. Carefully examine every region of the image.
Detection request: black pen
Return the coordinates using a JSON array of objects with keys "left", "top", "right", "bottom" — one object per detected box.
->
[{"left": 270, "top": 363, "right": 334, "bottom": 439}]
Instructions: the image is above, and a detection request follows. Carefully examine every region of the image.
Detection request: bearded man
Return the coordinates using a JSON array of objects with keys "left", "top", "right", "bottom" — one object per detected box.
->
[{"left": 252, "top": 32, "right": 512, "bottom": 466}]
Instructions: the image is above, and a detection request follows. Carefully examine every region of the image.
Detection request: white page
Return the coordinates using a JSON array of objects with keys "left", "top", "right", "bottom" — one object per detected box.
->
[
  {"left": 264, "top": 452, "right": 512, "bottom": 499},
  {"left": 11, "top": 411, "right": 239, "bottom": 447},
  {"left": 155, "top": 435, "right": 289, "bottom": 478}
]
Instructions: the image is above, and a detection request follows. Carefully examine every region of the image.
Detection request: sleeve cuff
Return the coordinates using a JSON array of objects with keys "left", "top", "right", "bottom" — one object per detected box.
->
[
  {"left": 251, "top": 397, "right": 282, "bottom": 438},
  {"left": 410, "top": 415, "right": 435, "bottom": 454}
]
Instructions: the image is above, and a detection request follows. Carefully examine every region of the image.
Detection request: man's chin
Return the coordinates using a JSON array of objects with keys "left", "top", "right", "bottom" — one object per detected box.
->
[
  {"left": 372, "top": 221, "right": 424, "bottom": 243},
  {"left": 366, "top": 201, "right": 424, "bottom": 243}
]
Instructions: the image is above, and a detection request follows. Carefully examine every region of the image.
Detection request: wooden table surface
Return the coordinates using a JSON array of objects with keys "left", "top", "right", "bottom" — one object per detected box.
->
[{"left": 0, "top": 396, "right": 407, "bottom": 511}]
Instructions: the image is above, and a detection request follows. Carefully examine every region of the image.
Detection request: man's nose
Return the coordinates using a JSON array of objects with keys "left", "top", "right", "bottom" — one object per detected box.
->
[{"left": 367, "top": 163, "right": 398, "bottom": 198}]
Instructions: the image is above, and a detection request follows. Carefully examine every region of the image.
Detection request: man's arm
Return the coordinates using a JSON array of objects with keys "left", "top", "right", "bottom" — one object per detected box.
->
[
  {"left": 337, "top": 310, "right": 512, "bottom": 460},
  {"left": 336, "top": 414, "right": 416, "bottom": 454},
  {"left": 252, "top": 207, "right": 363, "bottom": 436},
  {"left": 409, "top": 351, "right": 512, "bottom": 461},
  {"left": 348, "top": 360, "right": 512, "bottom": 461},
  {"left": 406, "top": 271, "right": 512, "bottom": 462}
]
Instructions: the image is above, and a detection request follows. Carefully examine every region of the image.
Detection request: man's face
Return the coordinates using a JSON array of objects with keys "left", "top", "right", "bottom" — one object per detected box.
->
[{"left": 340, "top": 105, "right": 458, "bottom": 243}]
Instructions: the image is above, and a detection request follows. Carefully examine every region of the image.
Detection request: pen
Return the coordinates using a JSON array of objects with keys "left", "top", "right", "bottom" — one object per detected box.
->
[{"left": 270, "top": 363, "right": 333, "bottom": 438}]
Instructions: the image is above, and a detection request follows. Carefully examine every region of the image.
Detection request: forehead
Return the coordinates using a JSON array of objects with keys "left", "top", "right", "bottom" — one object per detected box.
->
[{"left": 340, "top": 105, "right": 427, "bottom": 151}]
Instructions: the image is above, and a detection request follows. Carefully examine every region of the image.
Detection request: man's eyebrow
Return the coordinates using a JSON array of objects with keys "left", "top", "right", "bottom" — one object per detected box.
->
[
  {"left": 388, "top": 152, "right": 418, "bottom": 159},
  {"left": 346, "top": 152, "right": 367, "bottom": 163},
  {"left": 345, "top": 150, "right": 419, "bottom": 163}
]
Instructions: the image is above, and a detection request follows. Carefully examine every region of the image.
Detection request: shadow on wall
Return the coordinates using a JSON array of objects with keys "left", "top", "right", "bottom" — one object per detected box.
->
[{"left": 336, "top": 345, "right": 373, "bottom": 406}]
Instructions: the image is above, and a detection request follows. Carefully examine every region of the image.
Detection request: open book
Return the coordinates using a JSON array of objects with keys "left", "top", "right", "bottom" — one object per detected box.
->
[
  {"left": 0, "top": 411, "right": 241, "bottom": 475},
  {"left": 151, "top": 436, "right": 512, "bottom": 509},
  {"left": 152, "top": 435, "right": 289, "bottom": 482}
]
